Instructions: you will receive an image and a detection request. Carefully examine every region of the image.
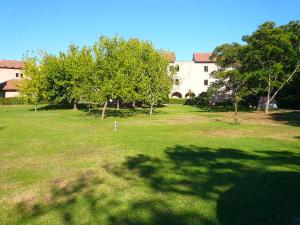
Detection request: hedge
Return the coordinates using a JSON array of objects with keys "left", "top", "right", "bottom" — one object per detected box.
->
[
  {"left": 0, "top": 97, "right": 26, "bottom": 105},
  {"left": 166, "top": 98, "right": 187, "bottom": 104}
]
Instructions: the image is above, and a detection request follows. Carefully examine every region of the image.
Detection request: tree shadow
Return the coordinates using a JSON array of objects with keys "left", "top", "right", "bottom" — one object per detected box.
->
[
  {"left": 34, "top": 104, "right": 75, "bottom": 111},
  {"left": 108, "top": 199, "right": 215, "bottom": 225},
  {"left": 192, "top": 106, "right": 255, "bottom": 113},
  {"left": 83, "top": 107, "right": 166, "bottom": 119},
  {"left": 14, "top": 171, "right": 104, "bottom": 225},
  {"left": 217, "top": 171, "right": 300, "bottom": 225},
  {"left": 13, "top": 145, "right": 300, "bottom": 225},
  {"left": 108, "top": 145, "right": 300, "bottom": 225},
  {"left": 14, "top": 169, "right": 205, "bottom": 225},
  {"left": 0, "top": 126, "right": 5, "bottom": 131},
  {"left": 270, "top": 111, "right": 300, "bottom": 126}
]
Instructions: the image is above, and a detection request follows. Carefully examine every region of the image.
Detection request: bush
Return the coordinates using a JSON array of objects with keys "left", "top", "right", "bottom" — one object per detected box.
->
[
  {"left": 214, "top": 100, "right": 232, "bottom": 107},
  {"left": 166, "top": 98, "right": 187, "bottom": 104},
  {"left": 185, "top": 92, "right": 209, "bottom": 106},
  {"left": 0, "top": 97, "right": 26, "bottom": 105},
  {"left": 277, "top": 96, "right": 300, "bottom": 109}
]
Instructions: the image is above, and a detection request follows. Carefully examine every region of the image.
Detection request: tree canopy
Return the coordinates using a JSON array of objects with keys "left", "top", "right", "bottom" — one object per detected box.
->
[
  {"left": 210, "top": 20, "right": 300, "bottom": 118},
  {"left": 21, "top": 35, "right": 172, "bottom": 118}
]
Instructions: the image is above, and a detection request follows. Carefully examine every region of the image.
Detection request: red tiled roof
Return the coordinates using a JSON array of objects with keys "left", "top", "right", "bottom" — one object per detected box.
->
[
  {"left": 0, "top": 79, "right": 22, "bottom": 91},
  {"left": 193, "top": 53, "right": 215, "bottom": 63},
  {"left": 0, "top": 60, "right": 24, "bottom": 69}
]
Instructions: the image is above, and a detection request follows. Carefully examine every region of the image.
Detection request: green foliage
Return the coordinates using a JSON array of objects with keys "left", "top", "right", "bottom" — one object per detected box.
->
[
  {"left": 166, "top": 98, "right": 187, "bottom": 104},
  {"left": 22, "top": 35, "right": 172, "bottom": 117},
  {"left": 21, "top": 56, "right": 45, "bottom": 105},
  {"left": 277, "top": 73, "right": 300, "bottom": 109},
  {"left": 138, "top": 42, "right": 172, "bottom": 115},
  {"left": 65, "top": 45, "right": 95, "bottom": 106},
  {"left": 211, "top": 43, "right": 248, "bottom": 123},
  {"left": 242, "top": 21, "right": 300, "bottom": 112},
  {"left": 211, "top": 21, "right": 300, "bottom": 112},
  {"left": 0, "top": 97, "right": 26, "bottom": 105}
]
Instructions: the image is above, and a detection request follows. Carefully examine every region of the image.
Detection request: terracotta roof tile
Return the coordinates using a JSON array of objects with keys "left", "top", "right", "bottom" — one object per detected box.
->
[
  {"left": 0, "top": 79, "right": 22, "bottom": 91},
  {"left": 0, "top": 60, "right": 24, "bottom": 69},
  {"left": 193, "top": 53, "right": 215, "bottom": 63}
]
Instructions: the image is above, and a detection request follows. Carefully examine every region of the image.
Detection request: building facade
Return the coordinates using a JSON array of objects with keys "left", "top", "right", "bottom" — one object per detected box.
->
[
  {"left": 169, "top": 53, "right": 217, "bottom": 98},
  {"left": 0, "top": 60, "right": 24, "bottom": 97}
]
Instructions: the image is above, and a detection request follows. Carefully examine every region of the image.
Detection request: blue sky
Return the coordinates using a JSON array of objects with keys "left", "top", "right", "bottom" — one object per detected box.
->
[{"left": 1, "top": 0, "right": 299, "bottom": 60}]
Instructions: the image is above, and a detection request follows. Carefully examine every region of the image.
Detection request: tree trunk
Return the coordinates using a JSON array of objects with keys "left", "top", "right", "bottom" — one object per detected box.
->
[
  {"left": 149, "top": 104, "right": 154, "bottom": 116},
  {"left": 73, "top": 101, "right": 78, "bottom": 110},
  {"left": 265, "top": 74, "right": 271, "bottom": 113},
  {"left": 132, "top": 101, "right": 136, "bottom": 108},
  {"left": 101, "top": 100, "right": 108, "bottom": 120},
  {"left": 117, "top": 99, "right": 120, "bottom": 110},
  {"left": 257, "top": 96, "right": 261, "bottom": 111},
  {"left": 234, "top": 100, "right": 238, "bottom": 124},
  {"left": 88, "top": 105, "right": 91, "bottom": 113},
  {"left": 269, "top": 62, "right": 300, "bottom": 104},
  {"left": 34, "top": 105, "right": 37, "bottom": 112}
]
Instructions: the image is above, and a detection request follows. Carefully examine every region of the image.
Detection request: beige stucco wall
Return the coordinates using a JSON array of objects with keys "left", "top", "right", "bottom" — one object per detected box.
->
[
  {"left": 5, "top": 91, "right": 20, "bottom": 98},
  {"left": 170, "top": 61, "right": 218, "bottom": 98},
  {"left": 0, "top": 68, "right": 22, "bottom": 83}
]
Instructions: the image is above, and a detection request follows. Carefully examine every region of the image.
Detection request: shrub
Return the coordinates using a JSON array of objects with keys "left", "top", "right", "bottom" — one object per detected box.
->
[
  {"left": 166, "top": 98, "right": 187, "bottom": 104},
  {"left": 0, "top": 97, "right": 26, "bottom": 105}
]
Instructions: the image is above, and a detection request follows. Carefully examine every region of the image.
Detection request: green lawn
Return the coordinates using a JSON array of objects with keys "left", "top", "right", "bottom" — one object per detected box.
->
[{"left": 0, "top": 104, "right": 300, "bottom": 225}]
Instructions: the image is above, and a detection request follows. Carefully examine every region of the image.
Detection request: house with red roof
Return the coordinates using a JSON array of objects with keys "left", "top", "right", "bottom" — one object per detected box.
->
[
  {"left": 170, "top": 53, "right": 217, "bottom": 98},
  {"left": 0, "top": 60, "right": 24, "bottom": 97}
]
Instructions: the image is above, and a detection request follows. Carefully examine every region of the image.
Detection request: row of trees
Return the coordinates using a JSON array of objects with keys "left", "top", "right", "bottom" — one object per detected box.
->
[
  {"left": 210, "top": 21, "right": 300, "bottom": 122},
  {"left": 21, "top": 36, "right": 173, "bottom": 118}
]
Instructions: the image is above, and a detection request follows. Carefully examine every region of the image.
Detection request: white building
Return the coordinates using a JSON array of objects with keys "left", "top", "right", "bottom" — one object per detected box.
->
[
  {"left": 169, "top": 53, "right": 217, "bottom": 98},
  {"left": 0, "top": 60, "right": 24, "bottom": 97}
]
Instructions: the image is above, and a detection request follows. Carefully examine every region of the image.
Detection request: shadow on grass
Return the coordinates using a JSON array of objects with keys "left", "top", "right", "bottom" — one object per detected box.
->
[
  {"left": 106, "top": 145, "right": 300, "bottom": 225},
  {"left": 83, "top": 107, "right": 167, "bottom": 119},
  {"left": 14, "top": 169, "right": 212, "bottom": 225},
  {"left": 15, "top": 171, "right": 104, "bottom": 225},
  {"left": 190, "top": 105, "right": 255, "bottom": 113},
  {"left": 14, "top": 145, "right": 300, "bottom": 225},
  {"left": 108, "top": 199, "right": 214, "bottom": 225},
  {"left": 32, "top": 103, "right": 163, "bottom": 118},
  {"left": 86, "top": 108, "right": 150, "bottom": 118},
  {"left": 33, "top": 104, "right": 75, "bottom": 111},
  {"left": 270, "top": 111, "right": 300, "bottom": 126}
]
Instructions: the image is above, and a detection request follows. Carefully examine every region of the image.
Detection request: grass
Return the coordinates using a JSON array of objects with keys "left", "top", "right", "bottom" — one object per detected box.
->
[{"left": 0, "top": 104, "right": 300, "bottom": 225}]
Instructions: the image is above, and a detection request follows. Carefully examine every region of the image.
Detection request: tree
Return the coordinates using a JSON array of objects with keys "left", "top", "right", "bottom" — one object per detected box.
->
[
  {"left": 211, "top": 43, "right": 248, "bottom": 123},
  {"left": 93, "top": 36, "right": 124, "bottom": 119},
  {"left": 139, "top": 43, "right": 172, "bottom": 116},
  {"left": 242, "top": 21, "right": 300, "bottom": 113},
  {"left": 65, "top": 45, "right": 95, "bottom": 110},
  {"left": 21, "top": 56, "right": 45, "bottom": 111},
  {"left": 21, "top": 35, "right": 173, "bottom": 119},
  {"left": 40, "top": 52, "right": 74, "bottom": 105}
]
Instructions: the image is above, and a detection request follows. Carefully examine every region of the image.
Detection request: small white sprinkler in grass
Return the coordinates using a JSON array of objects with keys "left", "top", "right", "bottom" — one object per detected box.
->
[{"left": 114, "top": 121, "right": 118, "bottom": 132}]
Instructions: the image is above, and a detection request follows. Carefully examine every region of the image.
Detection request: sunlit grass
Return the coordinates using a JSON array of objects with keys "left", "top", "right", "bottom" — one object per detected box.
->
[{"left": 0, "top": 104, "right": 300, "bottom": 225}]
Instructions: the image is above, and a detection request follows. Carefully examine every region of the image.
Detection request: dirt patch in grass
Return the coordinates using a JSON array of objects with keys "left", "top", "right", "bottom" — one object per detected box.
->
[
  {"left": 203, "top": 110, "right": 300, "bottom": 127},
  {"left": 192, "top": 128, "right": 300, "bottom": 141}
]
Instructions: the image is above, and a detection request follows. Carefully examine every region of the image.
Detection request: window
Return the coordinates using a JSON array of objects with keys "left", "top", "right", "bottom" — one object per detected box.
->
[
  {"left": 204, "top": 80, "right": 208, "bottom": 86},
  {"left": 175, "top": 65, "right": 179, "bottom": 72},
  {"left": 204, "top": 66, "right": 208, "bottom": 72},
  {"left": 20, "top": 73, "right": 23, "bottom": 78},
  {"left": 169, "top": 65, "right": 174, "bottom": 71},
  {"left": 16, "top": 73, "right": 19, "bottom": 78},
  {"left": 175, "top": 78, "right": 180, "bottom": 86}
]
